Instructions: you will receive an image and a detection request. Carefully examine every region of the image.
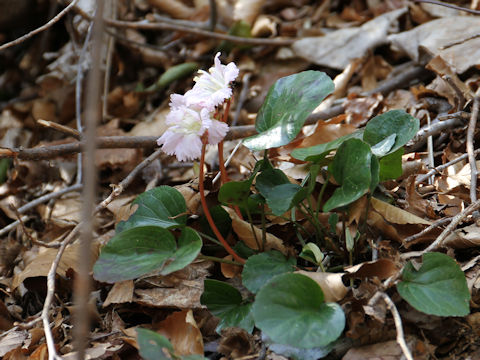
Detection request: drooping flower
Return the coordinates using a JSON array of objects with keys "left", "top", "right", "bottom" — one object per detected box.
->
[
  {"left": 157, "top": 53, "right": 237, "bottom": 161},
  {"left": 189, "top": 52, "right": 239, "bottom": 109},
  {"left": 157, "top": 104, "right": 212, "bottom": 161}
]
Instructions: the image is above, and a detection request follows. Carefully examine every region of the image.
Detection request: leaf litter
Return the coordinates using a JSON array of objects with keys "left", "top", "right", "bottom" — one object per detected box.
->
[{"left": 1, "top": 0, "right": 480, "bottom": 359}]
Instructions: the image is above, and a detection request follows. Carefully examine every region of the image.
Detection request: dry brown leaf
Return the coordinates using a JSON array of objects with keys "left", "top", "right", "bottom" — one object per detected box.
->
[
  {"left": 388, "top": 16, "right": 480, "bottom": 73},
  {"left": 344, "top": 259, "right": 398, "bottom": 280},
  {"left": 233, "top": 0, "right": 266, "bottom": 25},
  {"left": 405, "top": 176, "right": 434, "bottom": 218},
  {"left": 154, "top": 309, "right": 203, "bottom": 356},
  {"left": 443, "top": 224, "right": 480, "bottom": 249},
  {"left": 292, "top": 8, "right": 407, "bottom": 70},
  {"left": 62, "top": 343, "right": 124, "bottom": 360},
  {"left": 135, "top": 283, "right": 204, "bottom": 309},
  {"left": 148, "top": 0, "right": 195, "bottom": 19},
  {"left": 295, "top": 270, "right": 348, "bottom": 302},
  {"left": 223, "top": 207, "right": 287, "bottom": 255},
  {"left": 106, "top": 195, "right": 137, "bottom": 224},
  {"left": 175, "top": 182, "right": 201, "bottom": 215},
  {"left": 220, "top": 255, "right": 242, "bottom": 279},
  {"left": 0, "top": 330, "right": 29, "bottom": 357},
  {"left": 103, "top": 280, "right": 135, "bottom": 307},
  {"left": 370, "top": 197, "right": 431, "bottom": 226},
  {"left": 12, "top": 241, "right": 100, "bottom": 289},
  {"left": 218, "top": 328, "right": 254, "bottom": 358},
  {"left": 342, "top": 340, "right": 403, "bottom": 359}
]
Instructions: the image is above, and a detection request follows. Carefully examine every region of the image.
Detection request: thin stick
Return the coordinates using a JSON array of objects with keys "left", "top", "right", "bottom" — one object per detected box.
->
[
  {"left": 199, "top": 137, "right": 245, "bottom": 264},
  {"left": 413, "top": 0, "right": 480, "bottom": 15},
  {"left": 37, "top": 119, "right": 80, "bottom": 139},
  {"left": 0, "top": 0, "right": 79, "bottom": 52},
  {"left": 404, "top": 216, "right": 452, "bottom": 243},
  {"left": 73, "top": 6, "right": 294, "bottom": 46},
  {"left": 102, "top": 0, "right": 116, "bottom": 120},
  {"left": 415, "top": 148, "right": 480, "bottom": 184},
  {"left": 467, "top": 94, "right": 480, "bottom": 204},
  {"left": 74, "top": 1, "right": 104, "bottom": 358},
  {"left": 421, "top": 198, "right": 480, "bottom": 253},
  {"left": 369, "top": 292, "right": 414, "bottom": 360},
  {"left": 406, "top": 117, "right": 466, "bottom": 152}
]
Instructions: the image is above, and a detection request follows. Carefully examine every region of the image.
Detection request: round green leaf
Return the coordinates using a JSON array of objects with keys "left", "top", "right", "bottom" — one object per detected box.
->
[
  {"left": 218, "top": 180, "right": 252, "bottom": 206},
  {"left": 252, "top": 273, "right": 345, "bottom": 348},
  {"left": 137, "top": 328, "right": 175, "bottom": 360},
  {"left": 256, "top": 169, "right": 307, "bottom": 215},
  {"left": 379, "top": 147, "right": 404, "bottom": 181},
  {"left": 363, "top": 110, "right": 419, "bottom": 155},
  {"left": 159, "top": 227, "right": 202, "bottom": 275},
  {"left": 243, "top": 71, "right": 334, "bottom": 150},
  {"left": 242, "top": 251, "right": 296, "bottom": 293},
  {"left": 397, "top": 252, "right": 470, "bottom": 317},
  {"left": 201, "top": 279, "right": 254, "bottom": 333},
  {"left": 291, "top": 130, "right": 363, "bottom": 162},
  {"left": 323, "top": 139, "right": 373, "bottom": 212},
  {"left": 93, "top": 226, "right": 176, "bottom": 283},
  {"left": 117, "top": 186, "right": 187, "bottom": 232}
]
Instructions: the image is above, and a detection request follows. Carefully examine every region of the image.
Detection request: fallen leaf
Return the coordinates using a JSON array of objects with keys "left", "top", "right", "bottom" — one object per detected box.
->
[
  {"left": 223, "top": 206, "right": 287, "bottom": 255},
  {"left": 292, "top": 8, "right": 407, "bottom": 70},
  {"left": 154, "top": 309, "right": 204, "bottom": 356},
  {"left": 295, "top": 270, "right": 348, "bottom": 302},
  {"left": 344, "top": 258, "right": 398, "bottom": 280},
  {"left": 0, "top": 330, "right": 29, "bottom": 357},
  {"left": 103, "top": 280, "right": 135, "bottom": 307}
]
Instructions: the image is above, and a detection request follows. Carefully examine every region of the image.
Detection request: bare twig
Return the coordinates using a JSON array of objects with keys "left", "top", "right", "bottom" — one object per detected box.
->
[
  {"left": 0, "top": 0, "right": 79, "bottom": 52},
  {"left": 467, "top": 94, "right": 480, "bottom": 204},
  {"left": 363, "top": 65, "right": 430, "bottom": 96},
  {"left": 102, "top": 0, "right": 116, "bottom": 120},
  {"left": 232, "top": 72, "right": 251, "bottom": 127},
  {"left": 37, "top": 119, "right": 80, "bottom": 139},
  {"left": 74, "top": 1, "right": 104, "bottom": 358},
  {"left": 73, "top": 5, "right": 294, "bottom": 46},
  {"left": 368, "top": 292, "right": 414, "bottom": 360},
  {"left": 405, "top": 116, "right": 466, "bottom": 153},
  {"left": 415, "top": 148, "right": 480, "bottom": 184},
  {"left": 413, "top": 0, "right": 480, "bottom": 15},
  {"left": 208, "top": 0, "right": 217, "bottom": 32},
  {"left": 404, "top": 216, "right": 452, "bottom": 243}
]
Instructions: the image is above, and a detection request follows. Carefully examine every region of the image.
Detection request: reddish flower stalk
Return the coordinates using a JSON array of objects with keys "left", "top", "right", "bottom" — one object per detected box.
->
[{"left": 200, "top": 135, "right": 245, "bottom": 264}]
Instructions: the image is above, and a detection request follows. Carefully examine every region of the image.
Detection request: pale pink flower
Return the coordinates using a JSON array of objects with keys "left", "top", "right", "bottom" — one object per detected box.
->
[
  {"left": 157, "top": 105, "right": 212, "bottom": 161},
  {"left": 189, "top": 52, "right": 239, "bottom": 109},
  {"left": 208, "top": 120, "right": 229, "bottom": 145}
]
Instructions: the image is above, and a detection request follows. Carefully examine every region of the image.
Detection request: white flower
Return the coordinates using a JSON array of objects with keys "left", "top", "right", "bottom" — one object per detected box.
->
[
  {"left": 157, "top": 105, "right": 212, "bottom": 161},
  {"left": 189, "top": 52, "right": 239, "bottom": 109},
  {"left": 208, "top": 120, "right": 229, "bottom": 145}
]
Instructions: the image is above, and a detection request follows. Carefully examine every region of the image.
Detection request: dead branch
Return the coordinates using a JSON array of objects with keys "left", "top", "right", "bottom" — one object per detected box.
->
[
  {"left": 413, "top": 0, "right": 480, "bottom": 15},
  {"left": 467, "top": 94, "right": 480, "bottom": 204},
  {"left": 0, "top": 0, "right": 79, "bottom": 52},
  {"left": 73, "top": 5, "right": 294, "bottom": 46},
  {"left": 368, "top": 292, "right": 414, "bottom": 360}
]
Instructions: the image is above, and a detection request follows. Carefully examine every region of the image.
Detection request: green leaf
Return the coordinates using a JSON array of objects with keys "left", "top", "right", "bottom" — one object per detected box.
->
[
  {"left": 137, "top": 328, "right": 175, "bottom": 360},
  {"left": 379, "top": 147, "right": 404, "bottom": 181},
  {"left": 252, "top": 273, "right": 345, "bottom": 348},
  {"left": 370, "top": 134, "right": 396, "bottom": 157},
  {"left": 93, "top": 226, "right": 201, "bottom": 283},
  {"left": 218, "top": 20, "right": 252, "bottom": 52},
  {"left": 323, "top": 139, "right": 373, "bottom": 212},
  {"left": 200, "top": 205, "right": 232, "bottom": 241},
  {"left": 363, "top": 110, "right": 419, "bottom": 155},
  {"left": 291, "top": 130, "right": 364, "bottom": 162},
  {"left": 243, "top": 71, "right": 334, "bottom": 150},
  {"left": 256, "top": 169, "right": 307, "bottom": 215},
  {"left": 345, "top": 229, "right": 354, "bottom": 252},
  {"left": 117, "top": 186, "right": 187, "bottom": 232},
  {"left": 146, "top": 62, "right": 199, "bottom": 92},
  {"left": 159, "top": 227, "right": 202, "bottom": 275},
  {"left": 299, "top": 243, "right": 324, "bottom": 265},
  {"left": 218, "top": 180, "right": 252, "bottom": 206},
  {"left": 201, "top": 279, "right": 254, "bottom": 333},
  {"left": 397, "top": 252, "right": 470, "bottom": 317},
  {"left": 242, "top": 251, "right": 296, "bottom": 293}
]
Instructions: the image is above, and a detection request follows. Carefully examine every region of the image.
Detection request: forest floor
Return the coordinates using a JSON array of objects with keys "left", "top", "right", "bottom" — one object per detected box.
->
[{"left": 1, "top": 0, "right": 480, "bottom": 359}]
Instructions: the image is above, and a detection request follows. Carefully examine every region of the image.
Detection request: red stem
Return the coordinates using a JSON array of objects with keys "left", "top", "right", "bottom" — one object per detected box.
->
[{"left": 200, "top": 137, "right": 245, "bottom": 264}]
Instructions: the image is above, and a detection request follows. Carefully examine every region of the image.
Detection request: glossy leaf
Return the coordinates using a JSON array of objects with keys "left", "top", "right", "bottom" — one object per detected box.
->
[
  {"left": 256, "top": 169, "right": 307, "bottom": 215},
  {"left": 363, "top": 110, "right": 419, "bottom": 155},
  {"left": 94, "top": 226, "right": 200, "bottom": 283},
  {"left": 242, "top": 251, "right": 296, "bottom": 293},
  {"left": 159, "top": 227, "right": 202, "bottom": 275},
  {"left": 218, "top": 180, "right": 252, "bottom": 206},
  {"left": 379, "top": 148, "right": 404, "bottom": 181},
  {"left": 117, "top": 186, "right": 187, "bottom": 232},
  {"left": 299, "top": 243, "right": 324, "bottom": 265},
  {"left": 252, "top": 273, "right": 345, "bottom": 348},
  {"left": 201, "top": 279, "right": 254, "bottom": 333},
  {"left": 291, "top": 130, "right": 364, "bottom": 162},
  {"left": 323, "top": 139, "right": 373, "bottom": 212},
  {"left": 397, "top": 252, "right": 470, "bottom": 317},
  {"left": 243, "top": 71, "right": 334, "bottom": 150}
]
